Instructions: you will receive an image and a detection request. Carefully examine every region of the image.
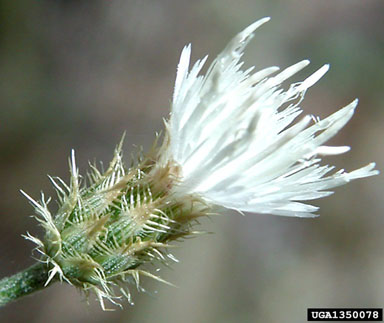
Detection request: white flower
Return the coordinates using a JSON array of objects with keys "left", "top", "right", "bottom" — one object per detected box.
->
[{"left": 160, "top": 17, "right": 378, "bottom": 218}]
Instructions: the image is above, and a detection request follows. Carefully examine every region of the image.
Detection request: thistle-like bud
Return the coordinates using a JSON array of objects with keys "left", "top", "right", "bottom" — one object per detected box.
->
[{"left": 23, "top": 137, "right": 209, "bottom": 309}]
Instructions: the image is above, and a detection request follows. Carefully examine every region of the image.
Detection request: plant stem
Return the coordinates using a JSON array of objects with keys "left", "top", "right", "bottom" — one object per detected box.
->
[{"left": 0, "top": 262, "right": 55, "bottom": 306}]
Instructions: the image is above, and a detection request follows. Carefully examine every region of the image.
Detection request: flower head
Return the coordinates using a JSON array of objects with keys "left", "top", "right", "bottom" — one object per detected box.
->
[
  {"left": 21, "top": 17, "right": 378, "bottom": 310},
  {"left": 159, "top": 17, "right": 378, "bottom": 217}
]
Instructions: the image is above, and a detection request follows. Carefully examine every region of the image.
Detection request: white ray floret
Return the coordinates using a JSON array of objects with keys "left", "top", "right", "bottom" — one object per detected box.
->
[{"left": 162, "top": 17, "right": 378, "bottom": 217}]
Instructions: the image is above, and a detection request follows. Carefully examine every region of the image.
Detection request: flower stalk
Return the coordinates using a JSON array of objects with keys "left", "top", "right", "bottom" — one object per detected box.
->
[{"left": 0, "top": 263, "right": 53, "bottom": 306}]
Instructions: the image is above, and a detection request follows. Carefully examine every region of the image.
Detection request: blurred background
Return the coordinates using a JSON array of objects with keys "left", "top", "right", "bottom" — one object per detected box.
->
[{"left": 0, "top": 0, "right": 383, "bottom": 322}]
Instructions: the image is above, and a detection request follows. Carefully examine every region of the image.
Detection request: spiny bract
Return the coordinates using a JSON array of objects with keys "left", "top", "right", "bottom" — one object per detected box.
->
[{"left": 23, "top": 138, "right": 209, "bottom": 310}]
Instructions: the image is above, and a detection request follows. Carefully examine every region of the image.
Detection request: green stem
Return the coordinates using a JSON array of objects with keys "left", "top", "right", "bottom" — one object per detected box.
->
[{"left": 0, "top": 262, "right": 55, "bottom": 306}]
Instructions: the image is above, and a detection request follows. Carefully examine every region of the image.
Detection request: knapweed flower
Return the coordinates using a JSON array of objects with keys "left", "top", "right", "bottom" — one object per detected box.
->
[
  {"left": 156, "top": 17, "right": 378, "bottom": 217},
  {"left": 3, "top": 17, "right": 377, "bottom": 310}
]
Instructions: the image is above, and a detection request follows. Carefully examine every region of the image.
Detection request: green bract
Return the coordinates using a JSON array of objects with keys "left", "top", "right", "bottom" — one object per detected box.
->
[{"left": 23, "top": 137, "right": 208, "bottom": 309}]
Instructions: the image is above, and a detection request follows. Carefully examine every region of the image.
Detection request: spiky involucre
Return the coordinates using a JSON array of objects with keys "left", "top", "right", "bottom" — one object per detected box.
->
[{"left": 23, "top": 137, "right": 209, "bottom": 309}]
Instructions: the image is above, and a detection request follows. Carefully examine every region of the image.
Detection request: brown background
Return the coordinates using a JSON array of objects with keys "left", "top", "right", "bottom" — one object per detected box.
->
[{"left": 0, "top": 1, "right": 383, "bottom": 322}]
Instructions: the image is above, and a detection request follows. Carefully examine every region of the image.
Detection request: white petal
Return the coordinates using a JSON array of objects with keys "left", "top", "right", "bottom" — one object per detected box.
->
[
  {"left": 173, "top": 45, "right": 191, "bottom": 103},
  {"left": 268, "top": 60, "right": 310, "bottom": 86},
  {"left": 297, "top": 64, "right": 329, "bottom": 91},
  {"left": 314, "top": 145, "right": 350, "bottom": 156}
]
